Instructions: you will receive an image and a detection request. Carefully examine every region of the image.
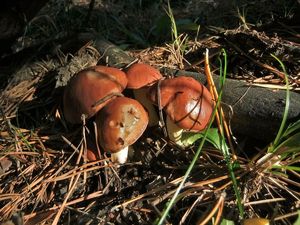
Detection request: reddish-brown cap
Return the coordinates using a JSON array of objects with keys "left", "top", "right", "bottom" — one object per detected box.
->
[
  {"left": 63, "top": 69, "right": 122, "bottom": 124},
  {"left": 148, "top": 76, "right": 213, "bottom": 131},
  {"left": 96, "top": 97, "right": 149, "bottom": 153},
  {"left": 85, "top": 130, "right": 99, "bottom": 161},
  {"left": 90, "top": 65, "right": 128, "bottom": 90},
  {"left": 126, "top": 63, "right": 162, "bottom": 89}
]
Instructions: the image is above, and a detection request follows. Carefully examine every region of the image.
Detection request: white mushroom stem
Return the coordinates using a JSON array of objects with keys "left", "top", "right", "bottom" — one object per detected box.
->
[
  {"left": 111, "top": 146, "right": 129, "bottom": 164},
  {"left": 166, "top": 115, "right": 185, "bottom": 147},
  {"left": 133, "top": 87, "right": 159, "bottom": 127}
]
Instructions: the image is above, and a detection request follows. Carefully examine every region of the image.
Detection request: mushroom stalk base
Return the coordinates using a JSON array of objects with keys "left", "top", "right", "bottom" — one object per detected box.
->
[
  {"left": 133, "top": 88, "right": 159, "bottom": 127},
  {"left": 111, "top": 146, "right": 129, "bottom": 164},
  {"left": 166, "top": 115, "right": 185, "bottom": 147}
]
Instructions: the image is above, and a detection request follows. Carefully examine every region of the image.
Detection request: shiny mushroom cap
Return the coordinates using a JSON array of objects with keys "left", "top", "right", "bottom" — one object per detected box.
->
[
  {"left": 85, "top": 130, "right": 99, "bottom": 162},
  {"left": 90, "top": 65, "right": 128, "bottom": 90},
  {"left": 63, "top": 69, "right": 123, "bottom": 124},
  {"left": 242, "top": 218, "right": 270, "bottom": 225},
  {"left": 148, "top": 76, "right": 214, "bottom": 131},
  {"left": 96, "top": 97, "right": 148, "bottom": 153},
  {"left": 126, "top": 63, "right": 162, "bottom": 89}
]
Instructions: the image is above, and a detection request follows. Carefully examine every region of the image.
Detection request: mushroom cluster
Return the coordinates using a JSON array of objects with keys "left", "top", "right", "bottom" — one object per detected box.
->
[{"left": 63, "top": 63, "right": 213, "bottom": 163}]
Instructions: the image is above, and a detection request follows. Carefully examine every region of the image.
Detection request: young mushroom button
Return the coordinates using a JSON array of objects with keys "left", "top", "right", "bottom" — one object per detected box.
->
[
  {"left": 126, "top": 63, "right": 162, "bottom": 126},
  {"left": 242, "top": 218, "right": 270, "bottom": 225},
  {"left": 63, "top": 67, "right": 126, "bottom": 124},
  {"left": 147, "top": 76, "right": 214, "bottom": 147},
  {"left": 96, "top": 97, "right": 149, "bottom": 164}
]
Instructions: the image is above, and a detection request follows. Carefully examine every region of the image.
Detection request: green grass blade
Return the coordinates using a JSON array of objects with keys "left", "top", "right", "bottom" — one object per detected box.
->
[
  {"left": 218, "top": 49, "right": 244, "bottom": 218},
  {"left": 268, "top": 54, "right": 290, "bottom": 153},
  {"left": 273, "top": 132, "right": 300, "bottom": 154},
  {"left": 282, "top": 119, "right": 300, "bottom": 138},
  {"left": 155, "top": 50, "right": 226, "bottom": 225},
  {"left": 181, "top": 128, "right": 229, "bottom": 151},
  {"left": 293, "top": 211, "right": 300, "bottom": 225},
  {"left": 155, "top": 49, "right": 244, "bottom": 224},
  {"left": 165, "top": 0, "right": 179, "bottom": 47},
  {"left": 220, "top": 218, "right": 235, "bottom": 225},
  {"left": 155, "top": 94, "right": 220, "bottom": 225},
  {"left": 272, "top": 165, "right": 300, "bottom": 172}
]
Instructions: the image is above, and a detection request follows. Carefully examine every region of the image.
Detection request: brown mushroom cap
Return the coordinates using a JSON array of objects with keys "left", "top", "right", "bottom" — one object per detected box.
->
[
  {"left": 85, "top": 131, "right": 99, "bottom": 161},
  {"left": 63, "top": 69, "right": 122, "bottom": 124},
  {"left": 96, "top": 97, "right": 148, "bottom": 153},
  {"left": 242, "top": 218, "right": 270, "bottom": 225},
  {"left": 90, "top": 65, "right": 128, "bottom": 90},
  {"left": 126, "top": 63, "right": 162, "bottom": 89},
  {"left": 148, "top": 76, "right": 214, "bottom": 131}
]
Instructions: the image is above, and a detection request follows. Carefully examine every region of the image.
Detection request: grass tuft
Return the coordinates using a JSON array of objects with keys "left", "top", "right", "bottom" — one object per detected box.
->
[{"left": 268, "top": 54, "right": 291, "bottom": 154}]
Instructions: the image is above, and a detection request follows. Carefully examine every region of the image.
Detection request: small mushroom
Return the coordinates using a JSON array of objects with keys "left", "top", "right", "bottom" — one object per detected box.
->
[
  {"left": 96, "top": 96, "right": 149, "bottom": 164},
  {"left": 63, "top": 68, "right": 125, "bottom": 124},
  {"left": 0, "top": 157, "right": 12, "bottom": 175},
  {"left": 242, "top": 218, "right": 270, "bottom": 225},
  {"left": 148, "top": 76, "right": 214, "bottom": 146},
  {"left": 84, "top": 129, "right": 100, "bottom": 162},
  {"left": 126, "top": 63, "right": 162, "bottom": 126}
]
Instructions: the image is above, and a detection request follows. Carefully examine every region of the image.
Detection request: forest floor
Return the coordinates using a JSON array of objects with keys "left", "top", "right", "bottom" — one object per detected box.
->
[{"left": 0, "top": 1, "right": 300, "bottom": 224}]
